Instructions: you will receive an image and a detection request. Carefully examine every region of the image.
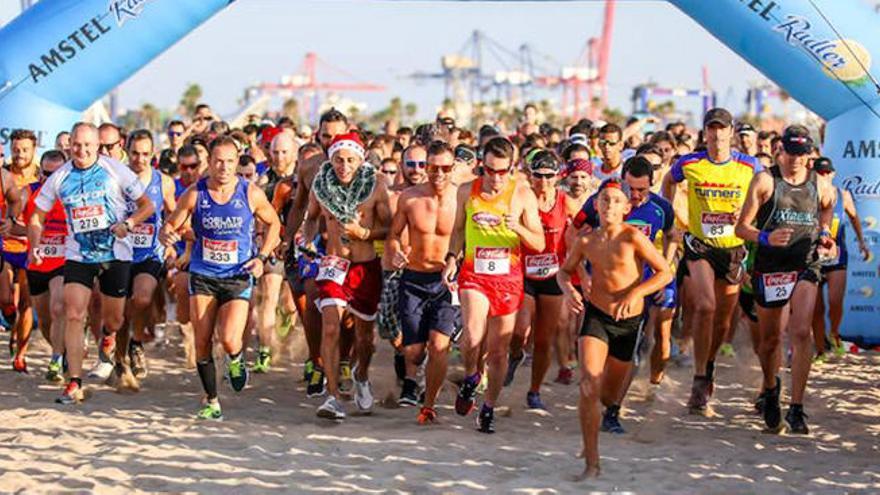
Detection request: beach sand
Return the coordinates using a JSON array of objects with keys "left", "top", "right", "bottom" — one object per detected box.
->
[{"left": 1, "top": 319, "right": 878, "bottom": 494}]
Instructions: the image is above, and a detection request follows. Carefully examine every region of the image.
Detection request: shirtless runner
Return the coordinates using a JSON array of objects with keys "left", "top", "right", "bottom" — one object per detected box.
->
[{"left": 558, "top": 179, "right": 672, "bottom": 479}]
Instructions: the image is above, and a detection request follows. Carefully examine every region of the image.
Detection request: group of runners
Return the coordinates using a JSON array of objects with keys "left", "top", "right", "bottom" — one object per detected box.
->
[{"left": 1, "top": 103, "right": 868, "bottom": 479}]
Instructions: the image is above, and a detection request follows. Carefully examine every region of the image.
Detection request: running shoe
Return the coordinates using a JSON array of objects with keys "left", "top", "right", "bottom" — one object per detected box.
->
[
  {"left": 339, "top": 361, "right": 353, "bottom": 394},
  {"left": 306, "top": 367, "right": 326, "bottom": 398},
  {"left": 503, "top": 352, "right": 525, "bottom": 387},
  {"left": 554, "top": 366, "right": 574, "bottom": 385},
  {"left": 601, "top": 405, "right": 625, "bottom": 434},
  {"left": 252, "top": 347, "right": 271, "bottom": 374},
  {"left": 705, "top": 360, "right": 716, "bottom": 397},
  {"left": 12, "top": 353, "right": 27, "bottom": 374},
  {"left": 398, "top": 378, "right": 420, "bottom": 407},
  {"left": 687, "top": 376, "right": 712, "bottom": 416},
  {"left": 417, "top": 406, "right": 437, "bottom": 425},
  {"left": 98, "top": 335, "right": 116, "bottom": 363},
  {"left": 526, "top": 391, "right": 546, "bottom": 411},
  {"left": 763, "top": 376, "right": 783, "bottom": 433},
  {"left": 719, "top": 343, "right": 736, "bottom": 358},
  {"left": 833, "top": 342, "right": 846, "bottom": 358},
  {"left": 56, "top": 381, "right": 83, "bottom": 405},
  {"left": 46, "top": 356, "right": 64, "bottom": 383},
  {"left": 226, "top": 353, "right": 249, "bottom": 392},
  {"left": 354, "top": 378, "right": 374, "bottom": 413},
  {"left": 196, "top": 400, "right": 223, "bottom": 421},
  {"left": 785, "top": 405, "right": 809, "bottom": 435},
  {"left": 393, "top": 352, "right": 406, "bottom": 384},
  {"left": 276, "top": 309, "right": 293, "bottom": 339},
  {"left": 476, "top": 403, "right": 495, "bottom": 434},
  {"left": 317, "top": 396, "right": 346, "bottom": 420},
  {"left": 129, "top": 342, "right": 148, "bottom": 379},
  {"left": 303, "top": 359, "right": 314, "bottom": 383},
  {"left": 455, "top": 373, "right": 480, "bottom": 416},
  {"left": 754, "top": 390, "right": 766, "bottom": 415},
  {"left": 88, "top": 360, "right": 114, "bottom": 380},
  {"left": 812, "top": 353, "right": 827, "bottom": 365}
]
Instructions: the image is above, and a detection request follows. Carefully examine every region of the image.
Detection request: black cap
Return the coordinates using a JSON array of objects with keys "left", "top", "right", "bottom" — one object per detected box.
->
[
  {"left": 528, "top": 150, "right": 560, "bottom": 173},
  {"left": 737, "top": 123, "right": 756, "bottom": 134},
  {"left": 454, "top": 144, "right": 476, "bottom": 164},
  {"left": 782, "top": 125, "right": 814, "bottom": 155},
  {"left": 813, "top": 156, "right": 835, "bottom": 173},
  {"left": 703, "top": 107, "right": 733, "bottom": 128}
]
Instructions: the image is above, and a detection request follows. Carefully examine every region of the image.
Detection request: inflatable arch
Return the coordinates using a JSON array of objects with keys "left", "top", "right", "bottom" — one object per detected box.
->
[{"left": 0, "top": 0, "right": 878, "bottom": 344}]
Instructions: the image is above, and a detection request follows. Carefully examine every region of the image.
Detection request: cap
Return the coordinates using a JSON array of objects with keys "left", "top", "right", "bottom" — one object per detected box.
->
[
  {"left": 703, "top": 107, "right": 733, "bottom": 128},
  {"left": 569, "top": 133, "right": 588, "bottom": 146},
  {"left": 454, "top": 144, "right": 476, "bottom": 164},
  {"left": 813, "top": 156, "right": 835, "bottom": 174},
  {"left": 328, "top": 132, "right": 365, "bottom": 159},
  {"left": 598, "top": 178, "right": 632, "bottom": 199},
  {"left": 260, "top": 126, "right": 282, "bottom": 147},
  {"left": 737, "top": 123, "right": 757, "bottom": 135},
  {"left": 782, "top": 125, "right": 814, "bottom": 155},
  {"left": 528, "top": 150, "right": 560, "bottom": 173}
]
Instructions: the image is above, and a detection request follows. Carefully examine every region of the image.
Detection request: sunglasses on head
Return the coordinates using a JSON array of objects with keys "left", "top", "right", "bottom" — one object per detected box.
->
[{"left": 405, "top": 160, "right": 427, "bottom": 169}]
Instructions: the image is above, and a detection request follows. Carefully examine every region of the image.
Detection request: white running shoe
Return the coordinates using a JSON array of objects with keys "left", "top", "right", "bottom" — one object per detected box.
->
[
  {"left": 87, "top": 361, "right": 114, "bottom": 380},
  {"left": 354, "top": 378, "right": 374, "bottom": 413},
  {"left": 316, "top": 396, "right": 346, "bottom": 420}
]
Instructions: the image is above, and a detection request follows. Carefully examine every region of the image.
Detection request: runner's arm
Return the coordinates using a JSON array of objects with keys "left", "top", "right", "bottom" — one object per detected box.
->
[
  {"left": 387, "top": 190, "right": 409, "bottom": 258},
  {"left": 160, "top": 187, "right": 196, "bottom": 246},
  {"left": 632, "top": 229, "right": 674, "bottom": 299},
  {"left": 284, "top": 166, "right": 310, "bottom": 244},
  {"left": 842, "top": 189, "right": 869, "bottom": 254},
  {"left": 364, "top": 181, "right": 391, "bottom": 241},
  {"left": 162, "top": 174, "right": 177, "bottom": 216},
  {"left": 301, "top": 189, "right": 321, "bottom": 247},
  {"left": 446, "top": 183, "right": 470, "bottom": 259},
  {"left": 250, "top": 183, "right": 282, "bottom": 258},
  {"left": 514, "top": 186, "right": 545, "bottom": 252},
  {"left": 734, "top": 172, "right": 772, "bottom": 244},
  {"left": 557, "top": 236, "right": 587, "bottom": 312},
  {"left": 26, "top": 207, "right": 48, "bottom": 261}
]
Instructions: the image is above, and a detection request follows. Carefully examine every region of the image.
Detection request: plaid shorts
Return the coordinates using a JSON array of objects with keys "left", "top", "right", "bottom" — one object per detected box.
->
[{"left": 377, "top": 270, "right": 402, "bottom": 340}]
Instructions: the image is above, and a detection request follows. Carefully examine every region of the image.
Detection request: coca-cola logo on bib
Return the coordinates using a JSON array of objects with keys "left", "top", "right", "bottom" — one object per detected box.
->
[{"left": 764, "top": 272, "right": 797, "bottom": 286}]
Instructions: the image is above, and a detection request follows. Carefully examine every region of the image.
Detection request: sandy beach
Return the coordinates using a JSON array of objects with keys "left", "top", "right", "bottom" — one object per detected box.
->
[{"left": 1, "top": 321, "right": 878, "bottom": 495}]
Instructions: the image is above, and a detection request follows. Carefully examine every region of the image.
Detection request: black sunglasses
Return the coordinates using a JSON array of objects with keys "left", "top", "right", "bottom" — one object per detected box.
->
[{"left": 405, "top": 160, "right": 427, "bottom": 169}]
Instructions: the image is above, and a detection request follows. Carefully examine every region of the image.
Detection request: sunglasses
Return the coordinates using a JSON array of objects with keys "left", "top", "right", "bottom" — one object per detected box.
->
[
  {"left": 531, "top": 171, "right": 557, "bottom": 180},
  {"left": 427, "top": 164, "right": 454, "bottom": 174},
  {"left": 599, "top": 139, "right": 620, "bottom": 147},
  {"left": 482, "top": 166, "right": 511, "bottom": 176},
  {"left": 179, "top": 163, "right": 199, "bottom": 171},
  {"left": 405, "top": 160, "right": 427, "bottom": 169},
  {"left": 99, "top": 141, "right": 120, "bottom": 151},
  {"left": 381, "top": 169, "right": 398, "bottom": 176},
  {"left": 41, "top": 169, "right": 54, "bottom": 179},
  {"left": 168, "top": 131, "right": 184, "bottom": 137}
]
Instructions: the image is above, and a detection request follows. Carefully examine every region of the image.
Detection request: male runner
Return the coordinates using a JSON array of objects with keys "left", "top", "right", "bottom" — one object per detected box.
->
[
  {"left": 303, "top": 132, "right": 390, "bottom": 420},
  {"left": 119, "top": 130, "right": 176, "bottom": 382},
  {"left": 504, "top": 151, "right": 570, "bottom": 411},
  {"left": 811, "top": 157, "right": 870, "bottom": 358},
  {"left": 30, "top": 122, "right": 155, "bottom": 404},
  {"left": 23, "top": 150, "right": 67, "bottom": 380},
  {"left": 593, "top": 124, "right": 625, "bottom": 181},
  {"left": 441, "top": 137, "right": 545, "bottom": 433},
  {"left": 574, "top": 157, "right": 677, "bottom": 432},
  {"left": 559, "top": 178, "right": 672, "bottom": 479},
  {"left": 160, "top": 136, "right": 280, "bottom": 420},
  {"left": 5, "top": 129, "right": 37, "bottom": 371},
  {"left": 735, "top": 126, "right": 835, "bottom": 434},
  {"left": 388, "top": 141, "right": 459, "bottom": 423},
  {"left": 662, "top": 108, "right": 759, "bottom": 415},
  {"left": 284, "top": 109, "right": 348, "bottom": 396},
  {"left": 252, "top": 132, "right": 299, "bottom": 373}
]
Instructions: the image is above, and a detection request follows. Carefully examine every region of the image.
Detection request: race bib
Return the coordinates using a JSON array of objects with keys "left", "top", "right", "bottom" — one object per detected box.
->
[
  {"left": 37, "top": 234, "right": 65, "bottom": 259},
  {"left": 762, "top": 271, "right": 797, "bottom": 303},
  {"left": 316, "top": 255, "right": 350, "bottom": 285},
  {"left": 701, "top": 212, "right": 735, "bottom": 239},
  {"left": 525, "top": 253, "right": 559, "bottom": 279},
  {"left": 71, "top": 205, "right": 109, "bottom": 234},
  {"left": 202, "top": 238, "right": 238, "bottom": 265},
  {"left": 128, "top": 223, "right": 155, "bottom": 248},
  {"left": 474, "top": 247, "right": 510, "bottom": 275}
]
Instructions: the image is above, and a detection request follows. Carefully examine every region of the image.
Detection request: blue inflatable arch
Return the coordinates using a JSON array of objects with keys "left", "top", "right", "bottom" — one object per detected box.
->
[{"left": 0, "top": 0, "right": 878, "bottom": 344}]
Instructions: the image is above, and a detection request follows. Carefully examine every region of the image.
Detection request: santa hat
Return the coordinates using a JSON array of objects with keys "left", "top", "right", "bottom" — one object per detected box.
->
[{"left": 328, "top": 132, "right": 365, "bottom": 159}]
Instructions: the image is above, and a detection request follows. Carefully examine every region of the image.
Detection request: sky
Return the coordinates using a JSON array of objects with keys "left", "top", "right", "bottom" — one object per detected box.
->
[{"left": 0, "top": 0, "right": 801, "bottom": 125}]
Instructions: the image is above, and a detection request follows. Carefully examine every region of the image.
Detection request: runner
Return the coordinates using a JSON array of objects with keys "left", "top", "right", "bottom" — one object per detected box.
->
[
  {"left": 30, "top": 122, "right": 155, "bottom": 404},
  {"left": 558, "top": 178, "right": 672, "bottom": 479},
  {"left": 4, "top": 129, "right": 37, "bottom": 371},
  {"left": 117, "top": 130, "right": 176, "bottom": 383},
  {"left": 574, "top": 156, "right": 677, "bottom": 432},
  {"left": 252, "top": 132, "right": 299, "bottom": 373},
  {"left": 23, "top": 150, "right": 68, "bottom": 380},
  {"left": 302, "top": 132, "right": 390, "bottom": 420},
  {"left": 504, "top": 151, "right": 570, "bottom": 411},
  {"left": 811, "top": 157, "right": 870, "bottom": 359},
  {"left": 734, "top": 125, "right": 835, "bottom": 434},
  {"left": 662, "top": 108, "right": 759, "bottom": 415},
  {"left": 387, "top": 141, "right": 459, "bottom": 423},
  {"left": 441, "top": 137, "right": 545, "bottom": 433},
  {"left": 284, "top": 109, "right": 349, "bottom": 397},
  {"left": 593, "top": 124, "right": 625, "bottom": 181},
  {"left": 159, "top": 136, "right": 280, "bottom": 420}
]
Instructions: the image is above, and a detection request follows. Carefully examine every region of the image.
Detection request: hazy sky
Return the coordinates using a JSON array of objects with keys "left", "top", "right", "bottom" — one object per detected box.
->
[{"left": 1, "top": 0, "right": 796, "bottom": 124}]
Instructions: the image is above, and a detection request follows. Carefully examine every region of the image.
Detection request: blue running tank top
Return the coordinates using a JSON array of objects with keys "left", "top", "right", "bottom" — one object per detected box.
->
[
  {"left": 128, "top": 169, "right": 165, "bottom": 263},
  {"left": 190, "top": 177, "right": 254, "bottom": 278}
]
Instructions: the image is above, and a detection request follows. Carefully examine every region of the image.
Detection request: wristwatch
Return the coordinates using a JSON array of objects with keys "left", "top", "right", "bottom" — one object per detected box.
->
[
  {"left": 257, "top": 254, "right": 269, "bottom": 264},
  {"left": 445, "top": 252, "right": 458, "bottom": 263},
  {"left": 124, "top": 219, "right": 134, "bottom": 231}
]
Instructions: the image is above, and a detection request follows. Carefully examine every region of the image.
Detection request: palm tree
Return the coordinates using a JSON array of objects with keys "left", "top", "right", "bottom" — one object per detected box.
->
[{"left": 179, "top": 83, "right": 203, "bottom": 116}]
